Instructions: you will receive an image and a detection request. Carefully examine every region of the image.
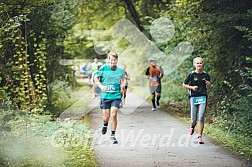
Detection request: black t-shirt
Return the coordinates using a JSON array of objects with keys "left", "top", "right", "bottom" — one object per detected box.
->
[{"left": 184, "top": 71, "right": 210, "bottom": 97}]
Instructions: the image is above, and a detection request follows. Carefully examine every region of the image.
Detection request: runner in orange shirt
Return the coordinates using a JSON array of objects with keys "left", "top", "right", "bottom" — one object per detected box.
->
[{"left": 145, "top": 57, "right": 164, "bottom": 111}]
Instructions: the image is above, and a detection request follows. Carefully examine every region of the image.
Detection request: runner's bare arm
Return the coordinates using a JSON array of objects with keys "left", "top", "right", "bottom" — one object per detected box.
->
[
  {"left": 159, "top": 66, "right": 164, "bottom": 79},
  {"left": 183, "top": 83, "right": 198, "bottom": 91},
  {"left": 205, "top": 80, "right": 211, "bottom": 88},
  {"left": 121, "top": 78, "right": 127, "bottom": 89},
  {"left": 94, "top": 74, "right": 107, "bottom": 92}
]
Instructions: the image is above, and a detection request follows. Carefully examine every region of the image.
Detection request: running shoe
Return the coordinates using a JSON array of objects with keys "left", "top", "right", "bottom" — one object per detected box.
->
[
  {"left": 102, "top": 126, "right": 107, "bottom": 135},
  {"left": 198, "top": 136, "right": 204, "bottom": 144},
  {"left": 151, "top": 107, "right": 156, "bottom": 111},
  {"left": 111, "top": 135, "right": 118, "bottom": 144},
  {"left": 188, "top": 127, "right": 194, "bottom": 135}
]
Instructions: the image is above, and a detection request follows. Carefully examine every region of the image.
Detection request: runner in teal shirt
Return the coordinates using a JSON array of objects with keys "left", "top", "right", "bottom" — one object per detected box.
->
[
  {"left": 96, "top": 64, "right": 125, "bottom": 99},
  {"left": 93, "top": 52, "right": 126, "bottom": 144}
]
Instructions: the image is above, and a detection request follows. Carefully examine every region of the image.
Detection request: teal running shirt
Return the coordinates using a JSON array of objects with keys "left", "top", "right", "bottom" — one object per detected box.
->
[{"left": 96, "top": 64, "right": 125, "bottom": 99}]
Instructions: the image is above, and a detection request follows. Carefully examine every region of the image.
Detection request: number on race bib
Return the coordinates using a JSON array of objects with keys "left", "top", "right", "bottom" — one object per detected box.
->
[
  {"left": 106, "top": 85, "right": 116, "bottom": 92},
  {"left": 193, "top": 96, "right": 206, "bottom": 105}
]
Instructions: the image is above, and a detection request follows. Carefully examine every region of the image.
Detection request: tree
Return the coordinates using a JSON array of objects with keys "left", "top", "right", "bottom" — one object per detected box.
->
[{"left": 123, "top": 0, "right": 144, "bottom": 31}]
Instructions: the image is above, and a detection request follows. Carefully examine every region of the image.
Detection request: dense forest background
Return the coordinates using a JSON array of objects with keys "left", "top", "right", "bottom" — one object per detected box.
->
[{"left": 0, "top": 0, "right": 251, "bottom": 164}]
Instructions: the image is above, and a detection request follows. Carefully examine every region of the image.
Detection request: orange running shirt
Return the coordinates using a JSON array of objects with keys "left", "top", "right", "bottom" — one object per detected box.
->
[{"left": 146, "top": 65, "right": 163, "bottom": 86}]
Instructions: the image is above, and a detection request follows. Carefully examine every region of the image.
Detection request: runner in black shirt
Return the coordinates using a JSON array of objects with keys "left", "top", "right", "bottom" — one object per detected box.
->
[{"left": 183, "top": 57, "right": 211, "bottom": 144}]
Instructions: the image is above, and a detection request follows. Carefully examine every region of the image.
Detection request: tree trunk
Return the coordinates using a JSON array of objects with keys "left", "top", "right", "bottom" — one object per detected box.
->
[
  {"left": 24, "top": 19, "right": 37, "bottom": 103},
  {"left": 155, "top": 0, "right": 161, "bottom": 11},
  {"left": 144, "top": 0, "right": 149, "bottom": 16},
  {"left": 123, "top": 0, "right": 144, "bottom": 31},
  {"left": 156, "top": 0, "right": 166, "bottom": 8}
]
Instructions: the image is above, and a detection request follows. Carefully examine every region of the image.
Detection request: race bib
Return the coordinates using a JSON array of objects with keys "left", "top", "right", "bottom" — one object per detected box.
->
[
  {"left": 149, "top": 76, "right": 159, "bottom": 86},
  {"left": 106, "top": 85, "right": 116, "bottom": 92},
  {"left": 193, "top": 96, "right": 206, "bottom": 105},
  {"left": 152, "top": 76, "right": 158, "bottom": 81}
]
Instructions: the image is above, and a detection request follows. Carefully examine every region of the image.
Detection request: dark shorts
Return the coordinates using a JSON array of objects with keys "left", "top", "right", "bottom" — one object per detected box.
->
[
  {"left": 149, "top": 85, "right": 161, "bottom": 94},
  {"left": 100, "top": 98, "right": 122, "bottom": 110}
]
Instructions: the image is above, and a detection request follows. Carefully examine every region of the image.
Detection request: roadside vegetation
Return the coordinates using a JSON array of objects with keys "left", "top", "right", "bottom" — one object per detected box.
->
[
  {"left": 0, "top": 83, "right": 97, "bottom": 166},
  {"left": 0, "top": 0, "right": 251, "bottom": 165}
]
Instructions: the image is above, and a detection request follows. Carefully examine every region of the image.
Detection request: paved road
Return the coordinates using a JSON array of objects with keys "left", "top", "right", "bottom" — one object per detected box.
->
[{"left": 88, "top": 92, "right": 250, "bottom": 167}]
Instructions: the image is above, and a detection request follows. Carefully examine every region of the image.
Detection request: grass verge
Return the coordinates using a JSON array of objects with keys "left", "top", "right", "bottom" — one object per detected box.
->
[{"left": 204, "top": 125, "right": 252, "bottom": 163}]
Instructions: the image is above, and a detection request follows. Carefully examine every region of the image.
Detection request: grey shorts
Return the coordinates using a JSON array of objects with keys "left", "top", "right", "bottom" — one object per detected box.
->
[
  {"left": 149, "top": 85, "right": 161, "bottom": 94},
  {"left": 189, "top": 96, "right": 207, "bottom": 124}
]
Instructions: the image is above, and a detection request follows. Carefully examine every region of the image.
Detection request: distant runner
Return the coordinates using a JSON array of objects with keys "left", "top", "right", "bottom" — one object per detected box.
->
[
  {"left": 122, "top": 64, "right": 130, "bottom": 105},
  {"left": 92, "top": 64, "right": 102, "bottom": 99},
  {"left": 145, "top": 57, "right": 164, "bottom": 111}
]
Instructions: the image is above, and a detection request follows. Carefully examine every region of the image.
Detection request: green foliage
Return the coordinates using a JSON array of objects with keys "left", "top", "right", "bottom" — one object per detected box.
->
[
  {"left": 151, "top": 0, "right": 252, "bottom": 139},
  {"left": 48, "top": 80, "right": 72, "bottom": 111},
  {"left": 144, "top": 0, "right": 202, "bottom": 104},
  {"left": 197, "top": 0, "right": 252, "bottom": 137},
  {"left": 160, "top": 75, "right": 190, "bottom": 109},
  {"left": 47, "top": 79, "right": 90, "bottom": 118},
  {"left": 0, "top": 109, "right": 97, "bottom": 166},
  {"left": 140, "top": 0, "right": 252, "bottom": 158},
  {"left": 1, "top": 0, "right": 252, "bottom": 163},
  {"left": 0, "top": 0, "right": 85, "bottom": 112},
  {"left": 0, "top": 1, "right": 51, "bottom": 111}
]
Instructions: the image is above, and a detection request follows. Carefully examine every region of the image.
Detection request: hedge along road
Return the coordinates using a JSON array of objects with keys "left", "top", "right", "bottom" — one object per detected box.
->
[{"left": 88, "top": 91, "right": 250, "bottom": 167}]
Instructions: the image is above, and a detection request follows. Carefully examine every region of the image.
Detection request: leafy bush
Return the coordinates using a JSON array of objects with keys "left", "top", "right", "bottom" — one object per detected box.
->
[
  {"left": 47, "top": 80, "right": 73, "bottom": 113},
  {"left": 0, "top": 109, "right": 97, "bottom": 167}
]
